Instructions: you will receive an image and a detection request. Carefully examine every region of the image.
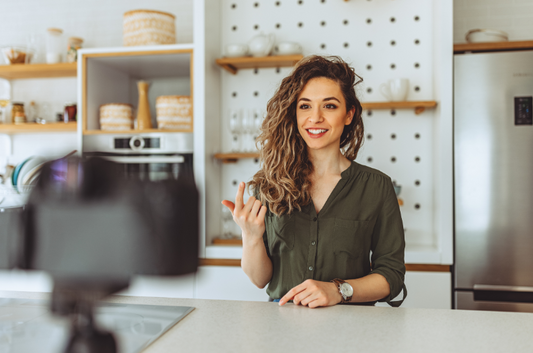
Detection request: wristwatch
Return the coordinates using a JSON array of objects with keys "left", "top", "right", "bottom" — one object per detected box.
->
[{"left": 331, "top": 278, "right": 353, "bottom": 303}]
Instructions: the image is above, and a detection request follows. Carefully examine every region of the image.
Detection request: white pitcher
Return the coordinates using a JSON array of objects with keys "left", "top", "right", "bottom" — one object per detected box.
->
[
  {"left": 380, "top": 79, "right": 409, "bottom": 102},
  {"left": 248, "top": 33, "right": 275, "bottom": 57}
]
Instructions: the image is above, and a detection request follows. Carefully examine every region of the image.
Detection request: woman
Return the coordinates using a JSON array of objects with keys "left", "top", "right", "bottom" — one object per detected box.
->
[{"left": 222, "top": 55, "right": 406, "bottom": 308}]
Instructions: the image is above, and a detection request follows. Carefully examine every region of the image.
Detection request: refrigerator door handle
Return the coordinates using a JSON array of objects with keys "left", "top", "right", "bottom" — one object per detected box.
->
[{"left": 473, "top": 284, "right": 533, "bottom": 303}]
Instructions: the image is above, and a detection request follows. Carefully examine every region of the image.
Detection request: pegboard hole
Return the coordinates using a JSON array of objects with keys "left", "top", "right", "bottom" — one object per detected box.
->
[
  {"left": 254, "top": 24, "right": 259, "bottom": 30},
  {"left": 254, "top": 69, "right": 259, "bottom": 74},
  {"left": 415, "top": 39, "right": 420, "bottom": 45},
  {"left": 321, "top": 21, "right": 326, "bottom": 26},
  {"left": 415, "top": 180, "right": 421, "bottom": 186},
  {"left": 344, "top": 42, "right": 349, "bottom": 48},
  {"left": 298, "top": 22, "right": 303, "bottom": 28},
  {"left": 321, "top": 0, "right": 326, "bottom": 3},
  {"left": 275, "top": 1, "right": 281, "bottom": 6},
  {"left": 390, "top": 63, "right": 396, "bottom": 69},
  {"left": 233, "top": 136, "right": 238, "bottom": 142},
  {"left": 391, "top": 133, "right": 396, "bottom": 139},
  {"left": 298, "top": 0, "right": 303, "bottom": 4},
  {"left": 415, "top": 156, "right": 420, "bottom": 162},
  {"left": 232, "top": 92, "right": 237, "bottom": 98},
  {"left": 231, "top": 3, "right": 237, "bottom": 9},
  {"left": 367, "top": 157, "right": 373, "bottom": 163},
  {"left": 391, "top": 40, "right": 396, "bottom": 46},
  {"left": 232, "top": 180, "right": 238, "bottom": 186},
  {"left": 343, "top": 19, "right": 349, "bottom": 25},
  {"left": 254, "top": 2, "right": 259, "bottom": 7},
  {"left": 366, "top": 18, "right": 372, "bottom": 24},
  {"left": 367, "top": 110, "right": 373, "bottom": 117},
  {"left": 366, "top": 87, "right": 372, "bottom": 93},
  {"left": 232, "top": 26, "right": 237, "bottom": 31},
  {"left": 391, "top": 109, "right": 396, "bottom": 116},
  {"left": 320, "top": 44, "right": 326, "bottom": 49},
  {"left": 415, "top": 15, "right": 420, "bottom": 21},
  {"left": 367, "top": 133, "right": 372, "bottom": 139},
  {"left": 366, "top": 64, "right": 372, "bottom": 70},
  {"left": 415, "top": 203, "right": 421, "bottom": 210},
  {"left": 276, "top": 68, "right": 281, "bottom": 73},
  {"left": 390, "top": 17, "right": 396, "bottom": 23},
  {"left": 254, "top": 158, "right": 259, "bottom": 163},
  {"left": 254, "top": 91, "right": 259, "bottom": 97},
  {"left": 275, "top": 23, "right": 281, "bottom": 29},
  {"left": 391, "top": 156, "right": 397, "bottom": 163},
  {"left": 414, "top": 62, "right": 420, "bottom": 68},
  {"left": 367, "top": 41, "right": 372, "bottom": 47},
  {"left": 414, "top": 86, "right": 420, "bottom": 92},
  {"left": 415, "top": 133, "right": 420, "bottom": 139}
]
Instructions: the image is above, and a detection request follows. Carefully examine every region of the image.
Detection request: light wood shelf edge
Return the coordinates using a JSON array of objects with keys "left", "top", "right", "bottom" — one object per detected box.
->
[
  {"left": 0, "top": 63, "right": 77, "bottom": 79},
  {"left": 83, "top": 128, "right": 193, "bottom": 135},
  {"left": 0, "top": 122, "right": 77, "bottom": 133},
  {"left": 214, "top": 153, "right": 260, "bottom": 163},
  {"left": 454, "top": 40, "right": 533, "bottom": 54},
  {"left": 215, "top": 55, "right": 304, "bottom": 74},
  {"left": 361, "top": 101, "right": 437, "bottom": 115}
]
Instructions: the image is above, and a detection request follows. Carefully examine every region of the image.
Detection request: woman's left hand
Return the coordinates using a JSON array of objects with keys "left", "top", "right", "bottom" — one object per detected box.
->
[{"left": 278, "top": 279, "right": 342, "bottom": 308}]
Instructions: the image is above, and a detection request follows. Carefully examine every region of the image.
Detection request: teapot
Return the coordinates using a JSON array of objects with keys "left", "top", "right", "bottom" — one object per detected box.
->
[{"left": 248, "top": 33, "right": 275, "bottom": 57}]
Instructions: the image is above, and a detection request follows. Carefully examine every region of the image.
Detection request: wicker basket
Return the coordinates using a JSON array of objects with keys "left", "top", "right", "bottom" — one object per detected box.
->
[
  {"left": 100, "top": 103, "right": 134, "bottom": 131},
  {"left": 156, "top": 95, "right": 192, "bottom": 131},
  {"left": 123, "top": 9, "right": 176, "bottom": 46}
]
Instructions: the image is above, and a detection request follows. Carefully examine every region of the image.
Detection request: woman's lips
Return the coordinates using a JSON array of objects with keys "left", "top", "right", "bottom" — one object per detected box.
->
[{"left": 306, "top": 128, "right": 328, "bottom": 139}]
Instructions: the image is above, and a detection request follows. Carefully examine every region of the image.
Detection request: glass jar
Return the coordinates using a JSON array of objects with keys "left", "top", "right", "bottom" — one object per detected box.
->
[
  {"left": 11, "top": 103, "right": 25, "bottom": 124},
  {"left": 46, "top": 28, "right": 63, "bottom": 64},
  {"left": 67, "top": 37, "right": 83, "bottom": 63}
]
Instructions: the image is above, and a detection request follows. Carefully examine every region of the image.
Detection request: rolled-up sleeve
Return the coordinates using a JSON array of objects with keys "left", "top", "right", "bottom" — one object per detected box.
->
[{"left": 369, "top": 178, "right": 407, "bottom": 307}]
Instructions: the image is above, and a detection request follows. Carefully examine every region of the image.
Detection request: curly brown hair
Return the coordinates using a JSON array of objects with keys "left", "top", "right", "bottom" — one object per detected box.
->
[{"left": 248, "top": 55, "right": 364, "bottom": 216}]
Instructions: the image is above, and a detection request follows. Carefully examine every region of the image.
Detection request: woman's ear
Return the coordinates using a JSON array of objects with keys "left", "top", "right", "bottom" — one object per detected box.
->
[{"left": 345, "top": 106, "right": 356, "bottom": 125}]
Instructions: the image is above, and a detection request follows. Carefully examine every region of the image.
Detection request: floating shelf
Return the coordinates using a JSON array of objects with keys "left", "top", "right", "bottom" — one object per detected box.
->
[
  {"left": 0, "top": 63, "right": 77, "bottom": 80},
  {"left": 361, "top": 101, "right": 437, "bottom": 115},
  {"left": 212, "top": 238, "right": 243, "bottom": 246},
  {"left": 83, "top": 128, "right": 193, "bottom": 135},
  {"left": 215, "top": 55, "right": 304, "bottom": 74},
  {"left": 454, "top": 40, "right": 533, "bottom": 54},
  {"left": 0, "top": 122, "right": 77, "bottom": 134},
  {"left": 214, "top": 152, "right": 260, "bottom": 163}
]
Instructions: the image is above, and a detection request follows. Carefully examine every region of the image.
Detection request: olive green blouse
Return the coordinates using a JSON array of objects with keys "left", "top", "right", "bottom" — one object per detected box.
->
[{"left": 262, "top": 161, "right": 407, "bottom": 307}]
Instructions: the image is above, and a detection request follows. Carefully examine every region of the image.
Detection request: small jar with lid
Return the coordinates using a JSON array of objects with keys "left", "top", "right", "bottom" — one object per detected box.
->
[
  {"left": 11, "top": 102, "right": 26, "bottom": 124},
  {"left": 63, "top": 103, "right": 77, "bottom": 122},
  {"left": 46, "top": 28, "right": 63, "bottom": 64},
  {"left": 67, "top": 37, "right": 83, "bottom": 63}
]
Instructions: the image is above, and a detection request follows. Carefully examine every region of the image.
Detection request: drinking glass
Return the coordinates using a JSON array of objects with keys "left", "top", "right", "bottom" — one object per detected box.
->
[
  {"left": 252, "top": 109, "right": 263, "bottom": 150},
  {"left": 228, "top": 109, "right": 241, "bottom": 152},
  {"left": 241, "top": 109, "right": 255, "bottom": 152},
  {"left": 0, "top": 79, "right": 11, "bottom": 124}
]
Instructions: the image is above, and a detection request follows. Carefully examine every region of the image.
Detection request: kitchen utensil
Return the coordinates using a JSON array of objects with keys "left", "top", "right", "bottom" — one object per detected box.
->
[
  {"left": 136, "top": 81, "right": 152, "bottom": 130},
  {"left": 100, "top": 103, "right": 134, "bottom": 131},
  {"left": 277, "top": 42, "right": 302, "bottom": 55},
  {"left": 123, "top": 10, "right": 176, "bottom": 46},
  {"left": 380, "top": 78, "right": 409, "bottom": 101},
  {"left": 17, "top": 157, "right": 46, "bottom": 192},
  {"left": 225, "top": 44, "right": 249, "bottom": 57},
  {"left": 1, "top": 46, "right": 33, "bottom": 64},
  {"left": 11, "top": 158, "right": 31, "bottom": 193},
  {"left": 45, "top": 28, "right": 63, "bottom": 64},
  {"left": 248, "top": 33, "right": 275, "bottom": 57},
  {"left": 466, "top": 29, "right": 508, "bottom": 43}
]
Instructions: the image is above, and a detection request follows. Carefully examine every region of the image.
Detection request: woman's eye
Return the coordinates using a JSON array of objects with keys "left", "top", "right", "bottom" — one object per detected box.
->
[
  {"left": 325, "top": 104, "right": 337, "bottom": 109},
  {"left": 299, "top": 104, "right": 310, "bottom": 109}
]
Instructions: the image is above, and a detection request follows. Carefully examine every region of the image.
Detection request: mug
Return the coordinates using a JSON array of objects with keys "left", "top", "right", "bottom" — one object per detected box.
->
[
  {"left": 225, "top": 44, "right": 249, "bottom": 58},
  {"left": 380, "top": 79, "right": 409, "bottom": 101},
  {"left": 277, "top": 42, "right": 302, "bottom": 55}
]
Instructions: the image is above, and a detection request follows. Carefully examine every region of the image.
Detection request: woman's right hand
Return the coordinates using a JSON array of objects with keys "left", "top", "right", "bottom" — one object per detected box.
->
[{"left": 221, "top": 182, "right": 267, "bottom": 242}]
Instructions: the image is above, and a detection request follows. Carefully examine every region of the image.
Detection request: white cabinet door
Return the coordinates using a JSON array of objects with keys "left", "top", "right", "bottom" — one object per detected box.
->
[
  {"left": 195, "top": 266, "right": 269, "bottom": 302},
  {"left": 377, "top": 271, "right": 451, "bottom": 309}
]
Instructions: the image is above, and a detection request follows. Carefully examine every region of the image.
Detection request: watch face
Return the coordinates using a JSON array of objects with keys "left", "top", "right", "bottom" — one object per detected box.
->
[{"left": 340, "top": 283, "right": 353, "bottom": 297}]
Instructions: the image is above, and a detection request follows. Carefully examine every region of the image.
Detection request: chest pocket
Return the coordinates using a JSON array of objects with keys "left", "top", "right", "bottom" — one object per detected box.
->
[
  {"left": 267, "top": 214, "right": 295, "bottom": 253},
  {"left": 333, "top": 219, "right": 372, "bottom": 258}
]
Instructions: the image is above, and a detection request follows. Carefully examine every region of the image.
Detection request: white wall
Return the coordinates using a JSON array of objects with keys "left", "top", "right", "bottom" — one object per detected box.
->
[{"left": 454, "top": 0, "right": 533, "bottom": 43}]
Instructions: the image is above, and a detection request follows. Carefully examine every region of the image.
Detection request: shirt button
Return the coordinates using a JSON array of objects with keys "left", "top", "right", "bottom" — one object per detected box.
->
[
  {"left": 308, "top": 266, "right": 313, "bottom": 271},
  {"left": 311, "top": 241, "right": 316, "bottom": 246},
  {"left": 312, "top": 217, "right": 317, "bottom": 221}
]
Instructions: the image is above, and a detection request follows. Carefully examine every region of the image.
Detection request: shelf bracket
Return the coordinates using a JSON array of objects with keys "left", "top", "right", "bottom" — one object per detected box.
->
[
  {"left": 414, "top": 106, "right": 426, "bottom": 115},
  {"left": 220, "top": 64, "right": 238, "bottom": 75}
]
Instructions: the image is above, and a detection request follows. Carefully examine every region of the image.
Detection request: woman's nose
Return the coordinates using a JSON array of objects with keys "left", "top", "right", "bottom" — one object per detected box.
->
[{"left": 308, "top": 108, "right": 324, "bottom": 123}]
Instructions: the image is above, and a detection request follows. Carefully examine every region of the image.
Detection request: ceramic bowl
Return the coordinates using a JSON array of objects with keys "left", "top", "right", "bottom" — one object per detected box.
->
[
  {"left": 466, "top": 29, "right": 508, "bottom": 43},
  {"left": 277, "top": 42, "right": 302, "bottom": 55},
  {"left": 225, "top": 44, "right": 249, "bottom": 57}
]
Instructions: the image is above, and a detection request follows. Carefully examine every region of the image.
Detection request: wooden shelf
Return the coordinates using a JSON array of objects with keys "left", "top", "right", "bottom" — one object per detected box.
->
[
  {"left": 214, "top": 152, "right": 260, "bottom": 163},
  {"left": 0, "top": 122, "right": 77, "bottom": 134},
  {"left": 454, "top": 40, "right": 533, "bottom": 54},
  {"left": 215, "top": 55, "right": 304, "bottom": 74},
  {"left": 0, "top": 63, "right": 77, "bottom": 79},
  {"left": 361, "top": 101, "right": 437, "bottom": 115},
  {"left": 83, "top": 128, "right": 193, "bottom": 135},
  {"left": 212, "top": 238, "right": 243, "bottom": 246}
]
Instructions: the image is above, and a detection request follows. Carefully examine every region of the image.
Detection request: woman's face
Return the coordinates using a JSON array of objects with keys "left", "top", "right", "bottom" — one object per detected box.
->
[{"left": 296, "top": 77, "right": 355, "bottom": 153}]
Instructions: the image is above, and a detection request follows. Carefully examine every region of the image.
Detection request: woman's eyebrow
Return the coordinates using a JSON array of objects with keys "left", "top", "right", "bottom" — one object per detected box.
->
[{"left": 297, "top": 97, "right": 341, "bottom": 102}]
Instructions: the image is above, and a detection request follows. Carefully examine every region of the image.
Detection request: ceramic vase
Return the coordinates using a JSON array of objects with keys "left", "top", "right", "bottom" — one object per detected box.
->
[{"left": 136, "top": 81, "right": 152, "bottom": 130}]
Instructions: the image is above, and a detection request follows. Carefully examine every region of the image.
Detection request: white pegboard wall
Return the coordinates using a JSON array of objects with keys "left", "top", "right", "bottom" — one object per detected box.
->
[{"left": 217, "top": 0, "right": 437, "bottom": 247}]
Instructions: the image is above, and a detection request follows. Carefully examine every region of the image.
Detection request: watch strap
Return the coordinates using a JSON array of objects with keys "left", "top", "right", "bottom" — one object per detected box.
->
[{"left": 331, "top": 278, "right": 353, "bottom": 303}]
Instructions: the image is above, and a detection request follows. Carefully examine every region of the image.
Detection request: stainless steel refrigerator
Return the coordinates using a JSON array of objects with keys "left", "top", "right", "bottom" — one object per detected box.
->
[{"left": 454, "top": 50, "right": 533, "bottom": 312}]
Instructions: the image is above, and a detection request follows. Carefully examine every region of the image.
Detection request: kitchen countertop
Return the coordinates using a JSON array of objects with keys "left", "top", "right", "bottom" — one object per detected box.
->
[{"left": 2, "top": 291, "right": 533, "bottom": 353}]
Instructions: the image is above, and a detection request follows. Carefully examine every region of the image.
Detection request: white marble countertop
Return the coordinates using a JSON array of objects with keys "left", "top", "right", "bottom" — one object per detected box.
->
[{"left": 2, "top": 291, "right": 533, "bottom": 353}]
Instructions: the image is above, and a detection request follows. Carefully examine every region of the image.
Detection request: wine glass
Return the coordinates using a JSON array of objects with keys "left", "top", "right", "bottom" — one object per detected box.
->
[
  {"left": 241, "top": 109, "right": 255, "bottom": 152},
  {"left": 228, "top": 109, "right": 241, "bottom": 152},
  {"left": 253, "top": 109, "right": 263, "bottom": 151}
]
